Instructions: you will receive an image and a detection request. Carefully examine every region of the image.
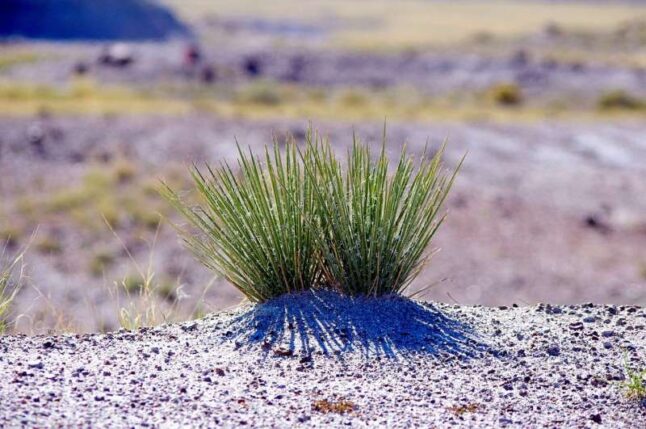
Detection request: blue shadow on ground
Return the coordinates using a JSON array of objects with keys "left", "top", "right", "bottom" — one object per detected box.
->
[{"left": 226, "top": 290, "right": 494, "bottom": 359}]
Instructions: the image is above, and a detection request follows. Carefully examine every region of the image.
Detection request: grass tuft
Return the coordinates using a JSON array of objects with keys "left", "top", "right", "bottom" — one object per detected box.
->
[
  {"left": 105, "top": 221, "right": 212, "bottom": 331},
  {"left": 0, "top": 250, "right": 25, "bottom": 334},
  {"left": 623, "top": 363, "right": 646, "bottom": 401},
  {"left": 305, "top": 131, "right": 462, "bottom": 297},
  {"left": 161, "top": 142, "right": 322, "bottom": 303}
]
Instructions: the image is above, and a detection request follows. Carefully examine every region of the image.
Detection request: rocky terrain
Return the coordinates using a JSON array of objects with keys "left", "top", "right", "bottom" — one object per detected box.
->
[{"left": 0, "top": 292, "right": 644, "bottom": 427}]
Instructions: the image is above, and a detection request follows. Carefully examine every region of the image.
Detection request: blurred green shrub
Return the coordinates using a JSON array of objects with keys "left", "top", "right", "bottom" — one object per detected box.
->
[
  {"left": 597, "top": 90, "right": 645, "bottom": 111},
  {"left": 488, "top": 83, "right": 523, "bottom": 106},
  {"left": 0, "top": 252, "right": 23, "bottom": 334}
]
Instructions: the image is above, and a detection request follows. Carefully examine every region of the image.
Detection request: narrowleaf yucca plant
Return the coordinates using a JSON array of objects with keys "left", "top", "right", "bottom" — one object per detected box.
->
[
  {"left": 304, "top": 133, "right": 462, "bottom": 297},
  {"left": 160, "top": 143, "right": 322, "bottom": 303}
]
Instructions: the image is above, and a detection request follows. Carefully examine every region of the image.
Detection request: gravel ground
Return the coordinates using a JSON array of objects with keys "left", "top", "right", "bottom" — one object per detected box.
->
[{"left": 1, "top": 291, "right": 644, "bottom": 428}]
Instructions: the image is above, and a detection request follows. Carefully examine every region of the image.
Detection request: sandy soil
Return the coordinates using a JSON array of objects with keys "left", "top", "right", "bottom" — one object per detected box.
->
[{"left": 0, "top": 292, "right": 644, "bottom": 427}]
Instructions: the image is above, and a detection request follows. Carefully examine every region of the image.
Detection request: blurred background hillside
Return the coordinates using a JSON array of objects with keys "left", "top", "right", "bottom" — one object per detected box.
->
[{"left": 0, "top": 0, "right": 645, "bottom": 333}]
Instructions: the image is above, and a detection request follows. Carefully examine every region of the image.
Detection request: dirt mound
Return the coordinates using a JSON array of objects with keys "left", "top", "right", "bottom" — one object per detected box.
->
[{"left": 0, "top": 0, "right": 189, "bottom": 41}]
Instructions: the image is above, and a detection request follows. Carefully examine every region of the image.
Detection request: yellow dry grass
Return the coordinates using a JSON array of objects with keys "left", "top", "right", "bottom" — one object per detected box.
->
[
  {"left": 0, "top": 80, "right": 643, "bottom": 124},
  {"left": 0, "top": 79, "right": 189, "bottom": 116},
  {"left": 162, "top": 0, "right": 645, "bottom": 49},
  {"left": 0, "top": 51, "right": 42, "bottom": 71}
]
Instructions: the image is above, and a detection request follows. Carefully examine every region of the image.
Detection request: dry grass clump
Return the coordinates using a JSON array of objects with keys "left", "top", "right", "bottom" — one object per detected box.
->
[
  {"left": 312, "top": 399, "right": 356, "bottom": 414},
  {"left": 103, "top": 221, "right": 214, "bottom": 332},
  {"left": 488, "top": 83, "right": 523, "bottom": 106},
  {"left": 597, "top": 90, "right": 645, "bottom": 111},
  {"left": 448, "top": 403, "right": 481, "bottom": 416},
  {"left": 0, "top": 250, "right": 24, "bottom": 334},
  {"left": 163, "top": 129, "right": 460, "bottom": 301}
]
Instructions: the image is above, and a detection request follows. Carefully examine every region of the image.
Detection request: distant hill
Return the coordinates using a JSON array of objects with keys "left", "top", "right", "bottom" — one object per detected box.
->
[{"left": 0, "top": 0, "right": 190, "bottom": 41}]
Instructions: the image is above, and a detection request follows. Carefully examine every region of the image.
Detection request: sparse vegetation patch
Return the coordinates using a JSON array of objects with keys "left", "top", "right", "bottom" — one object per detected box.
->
[
  {"left": 0, "top": 251, "right": 24, "bottom": 334},
  {"left": 623, "top": 364, "right": 646, "bottom": 402}
]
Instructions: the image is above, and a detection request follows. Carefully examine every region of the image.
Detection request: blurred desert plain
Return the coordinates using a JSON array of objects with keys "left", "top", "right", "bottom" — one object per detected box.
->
[{"left": 0, "top": 0, "right": 645, "bottom": 333}]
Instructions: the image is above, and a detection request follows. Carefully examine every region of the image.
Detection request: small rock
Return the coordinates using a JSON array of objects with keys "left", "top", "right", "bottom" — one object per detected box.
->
[
  {"left": 569, "top": 322, "right": 584, "bottom": 331},
  {"left": 28, "top": 361, "right": 44, "bottom": 370},
  {"left": 274, "top": 347, "right": 293, "bottom": 357},
  {"left": 73, "top": 62, "right": 89, "bottom": 75},
  {"left": 584, "top": 215, "right": 611, "bottom": 234},
  {"left": 590, "top": 414, "right": 602, "bottom": 424},
  {"left": 182, "top": 323, "right": 198, "bottom": 332},
  {"left": 499, "top": 417, "right": 513, "bottom": 426},
  {"left": 243, "top": 56, "right": 262, "bottom": 77},
  {"left": 546, "top": 346, "right": 561, "bottom": 357}
]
